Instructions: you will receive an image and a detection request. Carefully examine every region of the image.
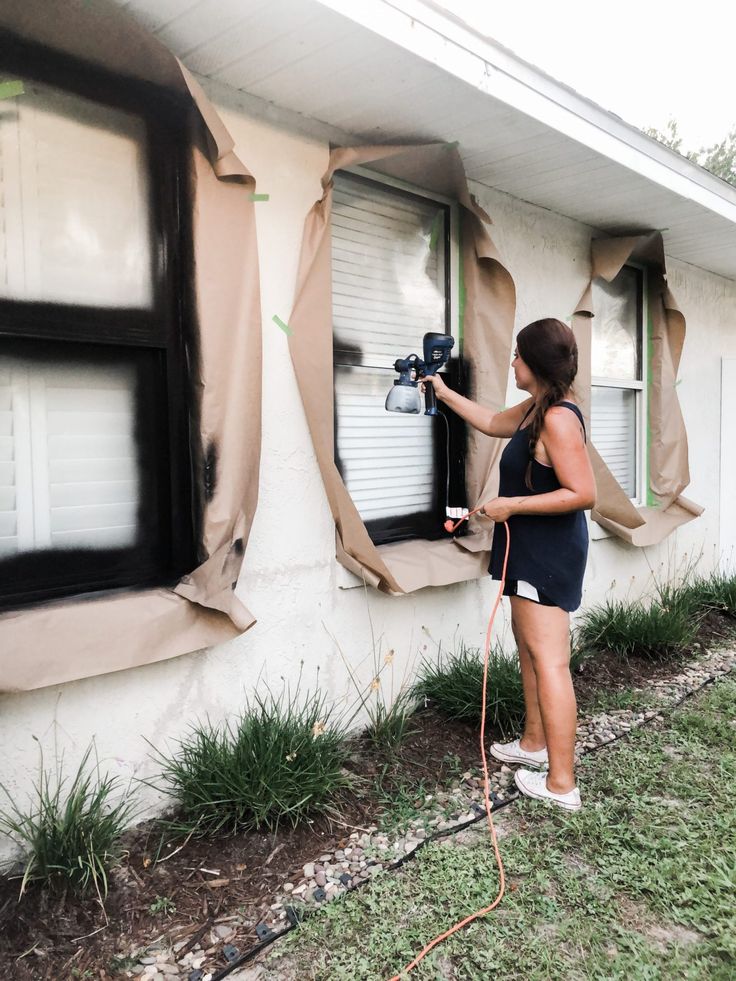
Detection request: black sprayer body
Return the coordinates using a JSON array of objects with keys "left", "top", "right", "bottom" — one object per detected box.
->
[{"left": 384, "top": 332, "right": 454, "bottom": 415}]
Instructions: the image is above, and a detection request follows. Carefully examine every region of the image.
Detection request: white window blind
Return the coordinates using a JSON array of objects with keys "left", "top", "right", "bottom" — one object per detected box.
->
[
  {"left": 332, "top": 172, "right": 450, "bottom": 525},
  {"left": 0, "top": 80, "right": 152, "bottom": 308},
  {"left": 591, "top": 265, "right": 644, "bottom": 502},
  {"left": 0, "top": 356, "right": 140, "bottom": 558},
  {"left": 590, "top": 386, "right": 637, "bottom": 497}
]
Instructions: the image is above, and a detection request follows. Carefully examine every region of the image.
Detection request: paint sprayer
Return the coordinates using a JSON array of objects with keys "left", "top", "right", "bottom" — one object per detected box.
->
[
  {"left": 385, "top": 331, "right": 471, "bottom": 529},
  {"left": 384, "top": 331, "right": 455, "bottom": 416}
]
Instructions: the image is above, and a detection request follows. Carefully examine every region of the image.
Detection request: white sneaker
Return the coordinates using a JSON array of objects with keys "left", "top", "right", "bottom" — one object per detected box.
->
[
  {"left": 489, "top": 738, "right": 549, "bottom": 769},
  {"left": 514, "top": 768, "right": 582, "bottom": 811}
]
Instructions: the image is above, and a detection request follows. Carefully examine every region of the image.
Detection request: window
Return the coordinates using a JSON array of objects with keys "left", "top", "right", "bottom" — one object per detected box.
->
[
  {"left": 0, "top": 40, "right": 197, "bottom": 608},
  {"left": 590, "top": 264, "right": 647, "bottom": 503},
  {"left": 331, "top": 170, "right": 464, "bottom": 545}
]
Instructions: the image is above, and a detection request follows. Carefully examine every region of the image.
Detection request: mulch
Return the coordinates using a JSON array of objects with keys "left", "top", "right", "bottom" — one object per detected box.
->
[{"left": 1, "top": 610, "right": 733, "bottom": 980}]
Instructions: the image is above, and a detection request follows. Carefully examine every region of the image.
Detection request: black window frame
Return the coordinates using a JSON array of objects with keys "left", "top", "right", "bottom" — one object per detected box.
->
[
  {"left": 331, "top": 171, "right": 467, "bottom": 546},
  {"left": 0, "top": 32, "right": 201, "bottom": 609}
]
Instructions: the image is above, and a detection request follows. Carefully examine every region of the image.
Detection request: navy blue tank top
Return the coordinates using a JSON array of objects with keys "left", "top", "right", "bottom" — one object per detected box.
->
[{"left": 488, "top": 401, "right": 589, "bottom": 612}]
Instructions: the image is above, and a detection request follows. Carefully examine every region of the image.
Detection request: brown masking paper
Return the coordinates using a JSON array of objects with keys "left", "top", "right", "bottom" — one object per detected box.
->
[
  {"left": 0, "top": 1, "right": 262, "bottom": 691},
  {"left": 572, "top": 232, "right": 702, "bottom": 544},
  {"left": 288, "top": 144, "right": 516, "bottom": 594}
]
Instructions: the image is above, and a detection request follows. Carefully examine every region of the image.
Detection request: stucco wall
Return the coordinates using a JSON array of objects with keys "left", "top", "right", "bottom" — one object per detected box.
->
[{"left": 1, "top": 86, "right": 734, "bottom": 855}]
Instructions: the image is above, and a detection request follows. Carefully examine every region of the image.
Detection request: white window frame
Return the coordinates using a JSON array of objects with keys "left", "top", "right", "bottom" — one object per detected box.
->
[
  {"left": 332, "top": 165, "right": 462, "bottom": 545},
  {"left": 590, "top": 262, "right": 648, "bottom": 539}
]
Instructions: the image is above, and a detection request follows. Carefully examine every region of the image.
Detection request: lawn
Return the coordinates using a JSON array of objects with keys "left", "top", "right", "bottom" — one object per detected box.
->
[{"left": 265, "top": 673, "right": 736, "bottom": 980}]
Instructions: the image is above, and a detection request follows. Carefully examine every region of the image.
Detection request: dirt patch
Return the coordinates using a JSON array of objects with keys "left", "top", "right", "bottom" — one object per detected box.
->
[{"left": 644, "top": 923, "right": 703, "bottom": 949}]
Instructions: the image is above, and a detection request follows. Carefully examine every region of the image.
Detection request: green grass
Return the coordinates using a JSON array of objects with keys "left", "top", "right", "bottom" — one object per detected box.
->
[
  {"left": 413, "top": 643, "right": 525, "bottom": 739},
  {"left": 153, "top": 687, "right": 350, "bottom": 837},
  {"left": 0, "top": 744, "right": 135, "bottom": 898},
  {"left": 268, "top": 673, "right": 736, "bottom": 980}
]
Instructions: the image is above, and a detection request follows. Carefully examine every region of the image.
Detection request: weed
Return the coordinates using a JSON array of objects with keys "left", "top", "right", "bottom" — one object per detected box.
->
[
  {"left": 413, "top": 643, "right": 525, "bottom": 738},
  {"left": 576, "top": 596, "right": 697, "bottom": 660},
  {"left": 588, "top": 688, "right": 659, "bottom": 713},
  {"left": 371, "top": 769, "right": 430, "bottom": 835},
  {"left": 0, "top": 744, "right": 135, "bottom": 899},
  {"left": 109, "top": 953, "right": 140, "bottom": 971},
  {"left": 153, "top": 686, "right": 350, "bottom": 836},
  {"left": 569, "top": 643, "right": 589, "bottom": 673},
  {"left": 440, "top": 753, "right": 463, "bottom": 778},
  {"left": 148, "top": 895, "right": 176, "bottom": 916}
]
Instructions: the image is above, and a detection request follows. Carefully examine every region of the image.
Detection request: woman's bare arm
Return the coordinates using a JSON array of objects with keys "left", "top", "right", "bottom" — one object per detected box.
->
[
  {"left": 423, "top": 375, "right": 532, "bottom": 437},
  {"left": 481, "top": 406, "right": 596, "bottom": 520}
]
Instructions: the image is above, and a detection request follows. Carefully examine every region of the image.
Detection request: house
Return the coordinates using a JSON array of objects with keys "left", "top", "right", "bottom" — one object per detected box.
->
[{"left": 1, "top": 0, "right": 735, "bottom": 843}]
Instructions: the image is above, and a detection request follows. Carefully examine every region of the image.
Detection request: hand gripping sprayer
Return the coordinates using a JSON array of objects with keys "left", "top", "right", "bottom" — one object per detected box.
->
[{"left": 384, "top": 331, "right": 454, "bottom": 416}]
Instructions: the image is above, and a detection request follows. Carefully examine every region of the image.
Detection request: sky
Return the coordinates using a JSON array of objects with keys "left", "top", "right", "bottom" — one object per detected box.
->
[{"left": 434, "top": 1, "right": 735, "bottom": 153}]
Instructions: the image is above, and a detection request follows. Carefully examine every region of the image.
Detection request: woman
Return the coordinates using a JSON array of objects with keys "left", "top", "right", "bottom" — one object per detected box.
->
[{"left": 424, "top": 318, "right": 595, "bottom": 811}]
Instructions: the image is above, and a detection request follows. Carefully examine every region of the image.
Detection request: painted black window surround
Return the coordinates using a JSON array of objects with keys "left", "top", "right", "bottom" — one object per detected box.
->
[
  {"left": 0, "top": 34, "right": 200, "bottom": 609},
  {"left": 331, "top": 171, "right": 466, "bottom": 546}
]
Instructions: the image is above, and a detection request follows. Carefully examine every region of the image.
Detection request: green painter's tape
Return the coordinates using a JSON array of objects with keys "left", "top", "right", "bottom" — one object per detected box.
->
[
  {"left": 250, "top": 193, "right": 270, "bottom": 201},
  {"left": 0, "top": 81, "right": 24, "bottom": 100},
  {"left": 457, "top": 223, "right": 466, "bottom": 348},
  {"left": 646, "top": 288, "right": 657, "bottom": 508},
  {"left": 272, "top": 315, "right": 292, "bottom": 336}
]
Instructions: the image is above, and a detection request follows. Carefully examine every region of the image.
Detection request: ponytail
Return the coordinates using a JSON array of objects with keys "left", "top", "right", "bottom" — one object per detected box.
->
[{"left": 516, "top": 318, "right": 578, "bottom": 490}]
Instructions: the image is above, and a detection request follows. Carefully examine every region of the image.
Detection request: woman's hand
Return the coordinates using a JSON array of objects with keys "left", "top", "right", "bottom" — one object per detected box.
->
[
  {"left": 420, "top": 373, "right": 448, "bottom": 400},
  {"left": 480, "top": 497, "right": 518, "bottom": 522}
]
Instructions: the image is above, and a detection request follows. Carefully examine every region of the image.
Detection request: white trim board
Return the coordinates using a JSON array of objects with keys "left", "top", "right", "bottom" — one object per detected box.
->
[{"left": 720, "top": 358, "right": 736, "bottom": 574}]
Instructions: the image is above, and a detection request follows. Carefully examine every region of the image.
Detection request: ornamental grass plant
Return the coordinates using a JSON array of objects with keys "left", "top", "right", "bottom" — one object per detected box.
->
[
  {"left": 575, "top": 595, "right": 698, "bottom": 660},
  {"left": 153, "top": 686, "right": 350, "bottom": 837},
  {"left": 413, "top": 643, "right": 525, "bottom": 739},
  {"left": 0, "top": 744, "right": 136, "bottom": 898}
]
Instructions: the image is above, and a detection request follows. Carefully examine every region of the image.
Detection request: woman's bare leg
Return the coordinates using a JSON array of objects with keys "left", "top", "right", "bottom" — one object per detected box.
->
[
  {"left": 510, "top": 597, "right": 577, "bottom": 793},
  {"left": 511, "top": 613, "right": 545, "bottom": 752}
]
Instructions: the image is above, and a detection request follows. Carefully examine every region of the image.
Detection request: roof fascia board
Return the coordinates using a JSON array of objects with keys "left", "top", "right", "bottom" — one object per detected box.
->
[{"left": 314, "top": 0, "right": 736, "bottom": 226}]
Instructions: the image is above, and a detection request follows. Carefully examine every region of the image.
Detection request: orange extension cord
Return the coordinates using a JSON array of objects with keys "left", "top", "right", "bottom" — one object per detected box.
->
[{"left": 387, "top": 516, "right": 511, "bottom": 981}]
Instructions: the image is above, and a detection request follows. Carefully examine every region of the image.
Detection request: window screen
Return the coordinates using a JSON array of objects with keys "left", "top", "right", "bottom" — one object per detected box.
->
[{"left": 331, "top": 172, "right": 457, "bottom": 544}]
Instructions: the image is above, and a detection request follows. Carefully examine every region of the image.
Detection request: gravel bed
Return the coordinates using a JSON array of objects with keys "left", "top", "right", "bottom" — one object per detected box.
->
[{"left": 122, "top": 645, "right": 736, "bottom": 981}]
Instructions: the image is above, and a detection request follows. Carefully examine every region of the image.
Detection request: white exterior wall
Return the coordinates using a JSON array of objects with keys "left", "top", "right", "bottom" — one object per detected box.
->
[{"left": 1, "top": 84, "right": 735, "bottom": 854}]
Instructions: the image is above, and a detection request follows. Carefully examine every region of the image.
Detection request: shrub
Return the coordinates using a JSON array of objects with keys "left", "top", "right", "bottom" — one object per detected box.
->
[
  {"left": 576, "top": 596, "right": 697, "bottom": 660},
  {"left": 414, "top": 643, "right": 525, "bottom": 739},
  {"left": 0, "top": 744, "right": 135, "bottom": 898},
  {"left": 154, "top": 688, "right": 350, "bottom": 836}
]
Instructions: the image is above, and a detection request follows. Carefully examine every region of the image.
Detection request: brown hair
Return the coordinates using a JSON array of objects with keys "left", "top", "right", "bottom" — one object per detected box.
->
[{"left": 516, "top": 318, "right": 578, "bottom": 490}]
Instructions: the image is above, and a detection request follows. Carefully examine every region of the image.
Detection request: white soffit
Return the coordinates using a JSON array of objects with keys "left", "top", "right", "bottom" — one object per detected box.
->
[{"left": 115, "top": 0, "right": 736, "bottom": 280}]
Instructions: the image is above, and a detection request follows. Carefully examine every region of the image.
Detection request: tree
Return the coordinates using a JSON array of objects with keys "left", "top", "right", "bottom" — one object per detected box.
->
[{"left": 644, "top": 118, "right": 736, "bottom": 187}]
